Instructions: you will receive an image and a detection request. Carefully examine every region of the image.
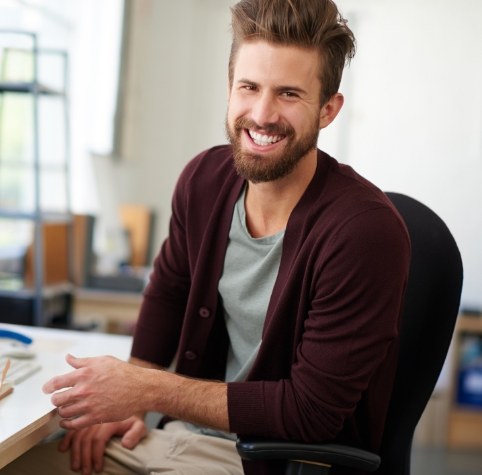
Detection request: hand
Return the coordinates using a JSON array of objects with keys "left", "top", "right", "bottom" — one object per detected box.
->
[
  {"left": 59, "top": 416, "right": 147, "bottom": 475},
  {"left": 43, "top": 354, "right": 148, "bottom": 430}
]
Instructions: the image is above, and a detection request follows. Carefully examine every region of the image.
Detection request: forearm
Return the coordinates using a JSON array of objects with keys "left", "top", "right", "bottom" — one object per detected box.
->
[
  {"left": 127, "top": 356, "right": 165, "bottom": 420},
  {"left": 129, "top": 354, "right": 228, "bottom": 430},
  {"left": 45, "top": 354, "right": 229, "bottom": 432},
  {"left": 142, "top": 369, "right": 229, "bottom": 431}
]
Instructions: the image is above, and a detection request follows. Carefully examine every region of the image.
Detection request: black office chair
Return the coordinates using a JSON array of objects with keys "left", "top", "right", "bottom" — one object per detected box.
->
[{"left": 237, "top": 192, "right": 464, "bottom": 475}]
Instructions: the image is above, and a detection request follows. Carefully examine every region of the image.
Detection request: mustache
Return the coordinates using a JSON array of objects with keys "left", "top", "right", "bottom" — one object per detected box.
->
[{"left": 233, "top": 117, "right": 294, "bottom": 136}]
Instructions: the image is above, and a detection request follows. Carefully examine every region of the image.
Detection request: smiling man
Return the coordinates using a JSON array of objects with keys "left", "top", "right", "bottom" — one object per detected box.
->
[
  {"left": 1, "top": 1, "right": 410, "bottom": 475},
  {"left": 226, "top": 39, "right": 344, "bottom": 238},
  {"left": 228, "top": 41, "right": 327, "bottom": 184},
  {"left": 227, "top": 41, "right": 339, "bottom": 183}
]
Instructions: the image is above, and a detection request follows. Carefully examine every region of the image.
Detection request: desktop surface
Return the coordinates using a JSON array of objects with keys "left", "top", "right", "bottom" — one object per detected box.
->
[{"left": 0, "top": 323, "right": 132, "bottom": 468}]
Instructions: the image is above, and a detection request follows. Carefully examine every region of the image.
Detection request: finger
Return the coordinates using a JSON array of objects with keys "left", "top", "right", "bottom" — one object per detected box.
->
[
  {"left": 119, "top": 418, "right": 148, "bottom": 449},
  {"left": 65, "top": 353, "right": 90, "bottom": 369},
  {"left": 64, "top": 426, "right": 105, "bottom": 475},
  {"left": 60, "top": 414, "right": 95, "bottom": 432},
  {"left": 92, "top": 425, "right": 113, "bottom": 472},
  {"left": 58, "top": 429, "right": 75, "bottom": 452},
  {"left": 42, "top": 371, "right": 79, "bottom": 395},
  {"left": 57, "top": 403, "right": 83, "bottom": 421},
  {"left": 42, "top": 354, "right": 91, "bottom": 394},
  {"left": 69, "top": 428, "right": 84, "bottom": 472},
  {"left": 51, "top": 386, "right": 83, "bottom": 410},
  {"left": 79, "top": 428, "right": 94, "bottom": 475}
]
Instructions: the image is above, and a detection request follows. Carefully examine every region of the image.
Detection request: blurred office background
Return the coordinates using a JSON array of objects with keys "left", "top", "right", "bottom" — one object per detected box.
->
[{"left": 0, "top": 1, "right": 481, "bottom": 473}]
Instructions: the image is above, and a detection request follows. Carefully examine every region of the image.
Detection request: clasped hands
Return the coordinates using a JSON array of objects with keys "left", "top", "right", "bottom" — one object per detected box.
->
[
  {"left": 43, "top": 353, "right": 146, "bottom": 431},
  {"left": 42, "top": 352, "right": 227, "bottom": 473},
  {"left": 42, "top": 354, "right": 152, "bottom": 474}
]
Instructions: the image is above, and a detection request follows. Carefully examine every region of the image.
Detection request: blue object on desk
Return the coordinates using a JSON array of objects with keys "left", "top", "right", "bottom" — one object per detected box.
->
[{"left": 0, "top": 329, "right": 33, "bottom": 345}]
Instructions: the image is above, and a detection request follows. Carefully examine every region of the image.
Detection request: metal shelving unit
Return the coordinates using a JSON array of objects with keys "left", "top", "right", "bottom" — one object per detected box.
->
[{"left": 0, "top": 30, "right": 71, "bottom": 326}]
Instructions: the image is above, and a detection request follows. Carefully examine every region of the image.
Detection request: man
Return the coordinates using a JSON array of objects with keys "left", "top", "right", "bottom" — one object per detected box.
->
[{"left": 2, "top": 0, "right": 410, "bottom": 474}]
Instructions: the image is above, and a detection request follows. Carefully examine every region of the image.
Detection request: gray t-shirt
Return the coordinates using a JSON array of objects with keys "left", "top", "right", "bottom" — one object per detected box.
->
[
  {"left": 186, "top": 185, "right": 284, "bottom": 438},
  {"left": 220, "top": 185, "right": 284, "bottom": 382}
]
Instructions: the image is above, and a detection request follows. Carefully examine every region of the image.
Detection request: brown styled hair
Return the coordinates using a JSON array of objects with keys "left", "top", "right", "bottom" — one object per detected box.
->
[{"left": 229, "top": 0, "right": 356, "bottom": 105}]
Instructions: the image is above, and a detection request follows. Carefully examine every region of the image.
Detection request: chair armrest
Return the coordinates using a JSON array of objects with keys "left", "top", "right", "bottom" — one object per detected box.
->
[{"left": 236, "top": 439, "right": 381, "bottom": 472}]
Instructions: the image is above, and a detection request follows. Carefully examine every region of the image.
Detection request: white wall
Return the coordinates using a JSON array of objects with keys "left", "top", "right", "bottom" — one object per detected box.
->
[
  {"left": 110, "top": 0, "right": 481, "bottom": 309},
  {"left": 107, "top": 0, "right": 232, "bottom": 250},
  {"left": 333, "top": 0, "right": 482, "bottom": 309}
]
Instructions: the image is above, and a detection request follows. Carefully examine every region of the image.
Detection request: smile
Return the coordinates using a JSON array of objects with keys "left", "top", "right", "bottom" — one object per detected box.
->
[{"left": 248, "top": 130, "right": 284, "bottom": 147}]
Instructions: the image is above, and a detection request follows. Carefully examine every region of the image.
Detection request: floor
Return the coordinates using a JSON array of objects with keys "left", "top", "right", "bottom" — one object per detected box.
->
[
  {"left": 408, "top": 388, "right": 482, "bottom": 474},
  {"left": 412, "top": 446, "right": 482, "bottom": 475}
]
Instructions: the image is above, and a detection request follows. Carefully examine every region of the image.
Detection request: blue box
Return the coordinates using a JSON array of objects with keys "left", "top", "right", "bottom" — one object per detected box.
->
[{"left": 457, "top": 368, "right": 482, "bottom": 408}]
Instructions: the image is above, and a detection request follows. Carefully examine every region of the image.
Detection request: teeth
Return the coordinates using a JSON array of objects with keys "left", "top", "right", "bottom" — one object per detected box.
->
[{"left": 249, "top": 130, "right": 283, "bottom": 146}]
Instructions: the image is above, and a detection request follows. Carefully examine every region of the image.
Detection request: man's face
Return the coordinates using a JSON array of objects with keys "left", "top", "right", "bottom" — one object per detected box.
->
[{"left": 226, "top": 40, "right": 323, "bottom": 183}]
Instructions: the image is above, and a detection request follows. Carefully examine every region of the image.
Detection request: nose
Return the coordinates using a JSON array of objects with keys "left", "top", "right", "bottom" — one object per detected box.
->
[{"left": 250, "top": 92, "right": 279, "bottom": 126}]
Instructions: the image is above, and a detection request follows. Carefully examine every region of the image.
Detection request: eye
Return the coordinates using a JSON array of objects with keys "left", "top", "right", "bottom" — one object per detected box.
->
[
  {"left": 281, "top": 91, "right": 299, "bottom": 98},
  {"left": 241, "top": 84, "right": 257, "bottom": 92}
]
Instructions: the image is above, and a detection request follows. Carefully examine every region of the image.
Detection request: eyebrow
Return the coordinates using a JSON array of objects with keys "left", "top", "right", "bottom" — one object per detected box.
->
[{"left": 236, "top": 78, "right": 257, "bottom": 87}]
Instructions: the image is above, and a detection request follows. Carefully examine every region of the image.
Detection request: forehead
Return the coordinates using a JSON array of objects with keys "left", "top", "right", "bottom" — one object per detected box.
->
[{"left": 233, "top": 40, "right": 322, "bottom": 90}]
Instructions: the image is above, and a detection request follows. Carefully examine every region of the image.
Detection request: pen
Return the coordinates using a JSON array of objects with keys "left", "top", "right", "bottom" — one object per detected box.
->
[{"left": 1, "top": 358, "right": 10, "bottom": 392}]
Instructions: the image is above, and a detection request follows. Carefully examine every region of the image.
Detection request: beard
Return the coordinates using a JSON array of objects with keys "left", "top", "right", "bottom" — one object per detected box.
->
[{"left": 225, "top": 115, "right": 320, "bottom": 183}]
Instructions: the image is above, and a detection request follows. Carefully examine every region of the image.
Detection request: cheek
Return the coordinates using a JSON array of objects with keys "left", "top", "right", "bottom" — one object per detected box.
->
[
  {"left": 281, "top": 111, "right": 303, "bottom": 132},
  {"left": 227, "top": 104, "right": 243, "bottom": 132},
  {"left": 228, "top": 93, "right": 251, "bottom": 120},
  {"left": 226, "top": 108, "right": 236, "bottom": 134},
  {"left": 293, "top": 107, "right": 321, "bottom": 133}
]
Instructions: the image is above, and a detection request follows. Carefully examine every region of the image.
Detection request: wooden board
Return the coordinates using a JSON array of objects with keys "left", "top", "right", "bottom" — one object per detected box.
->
[
  {"left": 24, "top": 222, "right": 70, "bottom": 286},
  {"left": 119, "top": 204, "right": 154, "bottom": 267}
]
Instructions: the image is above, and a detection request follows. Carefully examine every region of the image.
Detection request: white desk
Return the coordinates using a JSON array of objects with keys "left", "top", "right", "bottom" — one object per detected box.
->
[{"left": 0, "top": 323, "right": 132, "bottom": 469}]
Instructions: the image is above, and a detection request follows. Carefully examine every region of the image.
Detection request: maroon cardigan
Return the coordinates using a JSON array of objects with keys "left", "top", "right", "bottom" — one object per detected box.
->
[{"left": 131, "top": 145, "right": 410, "bottom": 475}]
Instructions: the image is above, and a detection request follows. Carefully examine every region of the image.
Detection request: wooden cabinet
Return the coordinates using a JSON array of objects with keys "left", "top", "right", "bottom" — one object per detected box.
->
[
  {"left": 447, "top": 315, "right": 482, "bottom": 448},
  {"left": 72, "top": 287, "right": 142, "bottom": 334}
]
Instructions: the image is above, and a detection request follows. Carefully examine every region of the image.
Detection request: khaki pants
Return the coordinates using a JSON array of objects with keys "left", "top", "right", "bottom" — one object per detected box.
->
[{"left": 1, "top": 422, "right": 244, "bottom": 474}]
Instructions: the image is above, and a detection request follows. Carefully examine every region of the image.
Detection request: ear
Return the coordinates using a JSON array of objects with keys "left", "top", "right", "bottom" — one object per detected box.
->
[{"left": 319, "top": 93, "right": 344, "bottom": 129}]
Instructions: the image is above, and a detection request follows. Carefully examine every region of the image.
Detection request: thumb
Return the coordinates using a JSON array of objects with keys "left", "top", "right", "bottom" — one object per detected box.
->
[
  {"left": 65, "top": 353, "right": 87, "bottom": 369},
  {"left": 120, "top": 418, "right": 148, "bottom": 450}
]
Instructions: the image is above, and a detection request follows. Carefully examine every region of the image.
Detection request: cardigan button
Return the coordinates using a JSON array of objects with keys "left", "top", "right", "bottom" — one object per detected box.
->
[
  {"left": 184, "top": 350, "right": 197, "bottom": 361},
  {"left": 198, "top": 307, "right": 211, "bottom": 318}
]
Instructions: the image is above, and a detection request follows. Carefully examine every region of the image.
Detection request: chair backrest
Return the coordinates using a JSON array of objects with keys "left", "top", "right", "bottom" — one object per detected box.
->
[{"left": 379, "top": 192, "right": 463, "bottom": 475}]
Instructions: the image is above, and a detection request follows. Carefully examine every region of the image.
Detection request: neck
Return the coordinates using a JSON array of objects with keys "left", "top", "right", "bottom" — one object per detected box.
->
[{"left": 244, "top": 151, "right": 317, "bottom": 238}]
